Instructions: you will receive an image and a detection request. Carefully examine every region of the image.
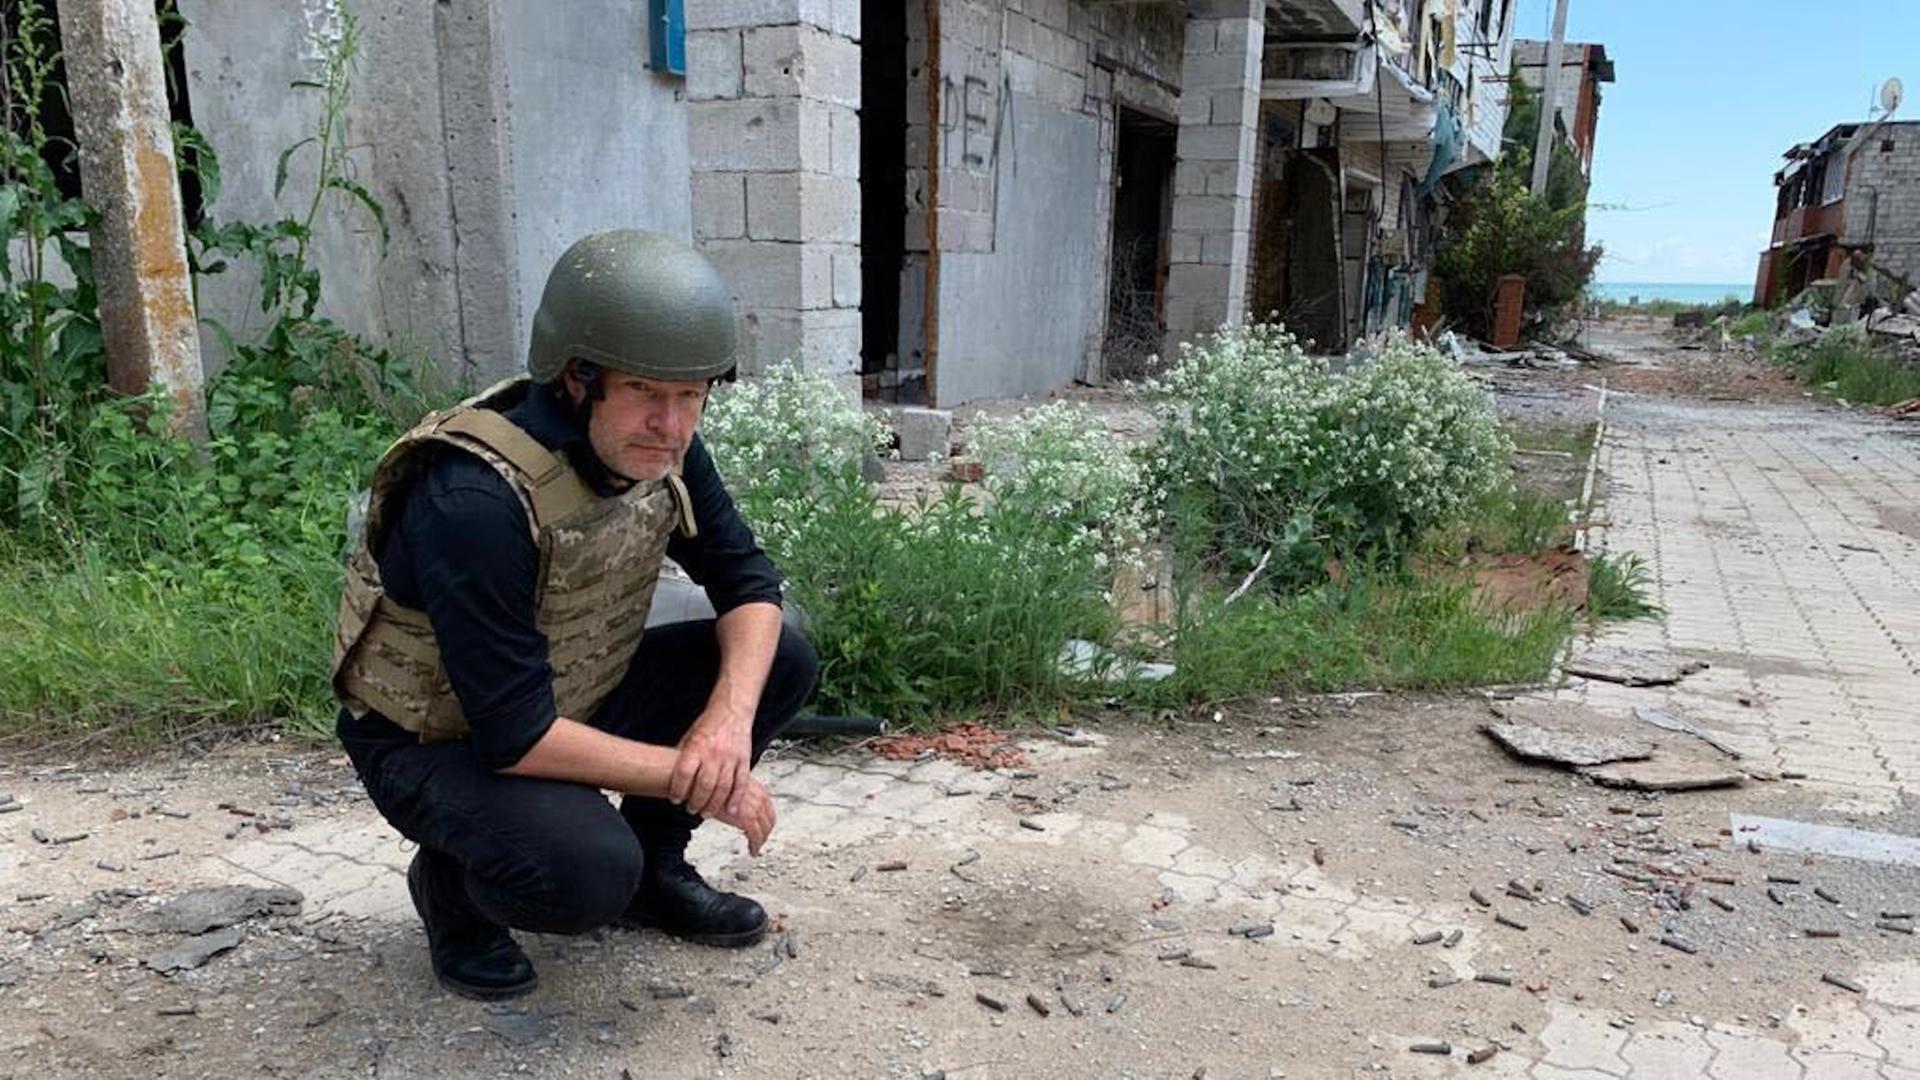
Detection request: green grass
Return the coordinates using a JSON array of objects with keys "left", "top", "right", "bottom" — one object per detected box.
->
[
  {"left": 1586, "top": 552, "right": 1660, "bottom": 621},
  {"left": 1728, "top": 311, "right": 1773, "bottom": 338},
  {"left": 1123, "top": 574, "right": 1571, "bottom": 704},
  {"left": 0, "top": 542, "right": 342, "bottom": 739},
  {"left": 1429, "top": 420, "right": 1594, "bottom": 558},
  {"left": 1777, "top": 332, "right": 1920, "bottom": 407},
  {"left": 1438, "top": 485, "right": 1570, "bottom": 557}
]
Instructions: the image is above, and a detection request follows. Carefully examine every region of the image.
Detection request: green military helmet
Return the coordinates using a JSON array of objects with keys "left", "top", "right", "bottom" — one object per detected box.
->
[{"left": 527, "top": 230, "right": 737, "bottom": 384}]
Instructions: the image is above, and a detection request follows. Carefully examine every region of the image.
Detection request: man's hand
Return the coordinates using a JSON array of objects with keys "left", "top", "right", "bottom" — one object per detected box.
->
[
  {"left": 668, "top": 710, "right": 753, "bottom": 819},
  {"left": 706, "top": 774, "right": 776, "bottom": 855}
]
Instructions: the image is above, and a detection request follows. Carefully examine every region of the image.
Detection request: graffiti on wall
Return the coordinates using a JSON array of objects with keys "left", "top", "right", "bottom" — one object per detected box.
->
[{"left": 940, "top": 73, "right": 1008, "bottom": 171}]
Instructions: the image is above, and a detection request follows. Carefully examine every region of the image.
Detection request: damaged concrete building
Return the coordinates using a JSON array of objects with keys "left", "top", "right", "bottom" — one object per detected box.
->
[
  {"left": 1754, "top": 121, "right": 1920, "bottom": 310},
  {"left": 164, "top": 0, "right": 1516, "bottom": 408},
  {"left": 1511, "top": 39, "right": 1611, "bottom": 183}
]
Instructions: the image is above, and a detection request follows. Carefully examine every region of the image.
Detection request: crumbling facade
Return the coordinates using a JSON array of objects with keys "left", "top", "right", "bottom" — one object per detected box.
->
[
  {"left": 1755, "top": 121, "right": 1920, "bottom": 310},
  {"left": 164, "top": 0, "right": 1515, "bottom": 410},
  {"left": 1512, "top": 40, "right": 1612, "bottom": 181},
  {"left": 1255, "top": 0, "right": 1518, "bottom": 352}
]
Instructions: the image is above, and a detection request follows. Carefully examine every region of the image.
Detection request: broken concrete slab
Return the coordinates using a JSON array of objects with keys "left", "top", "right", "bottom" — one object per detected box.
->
[
  {"left": 1730, "top": 814, "right": 1920, "bottom": 869},
  {"left": 1634, "top": 706, "right": 1743, "bottom": 759},
  {"left": 1483, "top": 722, "right": 1655, "bottom": 768},
  {"left": 1581, "top": 759, "right": 1745, "bottom": 792},
  {"left": 146, "top": 926, "right": 245, "bottom": 974},
  {"left": 130, "top": 884, "right": 304, "bottom": 934},
  {"left": 1565, "top": 648, "right": 1708, "bottom": 687}
]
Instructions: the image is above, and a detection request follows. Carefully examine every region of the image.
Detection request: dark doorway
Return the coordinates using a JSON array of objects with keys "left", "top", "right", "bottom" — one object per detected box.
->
[
  {"left": 1104, "top": 108, "right": 1175, "bottom": 379},
  {"left": 1, "top": 1, "right": 206, "bottom": 223},
  {"left": 1252, "top": 147, "right": 1344, "bottom": 352},
  {"left": 859, "top": 0, "right": 908, "bottom": 400}
]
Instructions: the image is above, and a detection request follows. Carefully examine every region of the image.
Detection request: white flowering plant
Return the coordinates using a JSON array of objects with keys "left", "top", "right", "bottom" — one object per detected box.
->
[
  {"left": 1146, "top": 325, "right": 1510, "bottom": 588},
  {"left": 965, "top": 402, "right": 1157, "bottom": 570},
  {"left": 699, "top": 362, "right": 890, "bottom": 499},
  {"left": 696, "top": 364, "right": 1111, "bottom": 720}
]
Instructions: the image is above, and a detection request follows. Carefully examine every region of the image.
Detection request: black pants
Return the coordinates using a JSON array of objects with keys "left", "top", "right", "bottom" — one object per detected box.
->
[{"left": 341, "top": 622, "right": 816, "bottom": 935}]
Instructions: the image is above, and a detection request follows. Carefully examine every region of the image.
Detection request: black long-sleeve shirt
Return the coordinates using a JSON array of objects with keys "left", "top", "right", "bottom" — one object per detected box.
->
[{"left": 335, "top": 382, "right": 782, "bottom": 770}]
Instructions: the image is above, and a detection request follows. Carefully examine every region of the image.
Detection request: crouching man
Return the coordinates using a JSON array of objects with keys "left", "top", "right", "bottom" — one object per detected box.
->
[{"left": 332, "top": 230, "right": 816, "bottom": 999}]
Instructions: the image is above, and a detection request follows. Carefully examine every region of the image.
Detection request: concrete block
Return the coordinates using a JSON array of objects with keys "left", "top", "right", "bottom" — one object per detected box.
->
[
  {"left": 686, "top": 0, "right": 832, "bottom": 32},
  {"left": 889, "top": 406, "right": 953, "bottom": 461},
  {"left": 829, "top": 106, "right": 861, "bottom": 178},
  {"left": 798, "top": 98, "right": 836, "bottom": 173},
  {"left": 1003, "top": 11, "right": 1035, "bottom": 57},
  {"left": 743, "top": 23, "right": 860, "bottom": 108},
  {"left": 1176, "top": 124, "right": 1252, "bottom": 162},
  {"left": 691, "top": 173, "right": 748, "bottom": 240},
  {"left": 1173, "top": 159, "right": 1207, "bottom": 196},
  {"left": 1168, "top": 230, "right": 1204, "bottom": 264},
  {"left": 1182, "top": 18, "right": 1217, "bottom": 55},
  {"left": 832, "top": 248, "right": 862, "bottom": 308},
  {"left": 1201, "top": 230, "right": 1241, "bottom": 266},
  {"left": 688, "top": 98, "right": 804, "bottom": 171},
  {"left": 1211, "top": 17, "right": 1261, "bottom": 58},
  {"left": 1209, "top": 87, "right": 1254, "bottom": 127},
  {"left": 1207, "top": 158, "right": 1252, "bottom": 197},
  {"left": 748, "top": 172, "right": 861, "bottom": 244},
  {"left": 829, "top": 0, "right": 861, "bottom": 41},
  {"left": 686, "top": 30, "right": 744, "bottom": 101},
  {"left": 704, "top": 238, "right": 833, "bottom": 309},
  {"left": 1180, "top": 49, "right": 1260, "bottom": 93},
  {"left": 1178, "top": 88, "right": 1212, "bottom": 125},
  {"left": 798, "top": 307, "right": 863, "bottom": 377},
  {"left": 1170, "top": 193, "right": 1237, "bottom": 231},
  {"left": 1166, "top": 260, "right": 1232, "bottom": 299},
  {"left": 745, "top": 172, "right": 804, "bottom": 240}
]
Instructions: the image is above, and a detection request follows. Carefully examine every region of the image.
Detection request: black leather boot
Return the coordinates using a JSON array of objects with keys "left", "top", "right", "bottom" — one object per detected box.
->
[
  {"left": 407, "top": 849, "right": 538, "bottom": 1000},
  {"left": 618, "top": 850, "right": 769, "bottom": 948}
]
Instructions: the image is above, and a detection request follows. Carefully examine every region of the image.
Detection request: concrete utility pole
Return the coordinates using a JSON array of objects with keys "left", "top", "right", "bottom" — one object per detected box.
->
[
  {"left": 56, "top": 0, "right": 207, "bottom": 441},
  {"left": 1529, "top": 0, "right": 1570, "bottom": 200}
]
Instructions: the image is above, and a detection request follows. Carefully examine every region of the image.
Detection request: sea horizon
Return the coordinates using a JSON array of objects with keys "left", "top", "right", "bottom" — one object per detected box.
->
[{"left": 1592, "top": 281, "right": 1750, "bottom": 305}]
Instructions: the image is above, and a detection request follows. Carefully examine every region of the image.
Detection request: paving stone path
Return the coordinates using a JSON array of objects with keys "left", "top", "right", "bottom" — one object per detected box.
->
[{"left": 1566, "top": 392, "right": 1920, "bottom": 815}]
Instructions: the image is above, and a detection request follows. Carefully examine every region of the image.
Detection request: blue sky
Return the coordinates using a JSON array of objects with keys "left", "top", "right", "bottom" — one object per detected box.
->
[{"left": 1513, "top": 0, "right": 1920, "bottom": 285}]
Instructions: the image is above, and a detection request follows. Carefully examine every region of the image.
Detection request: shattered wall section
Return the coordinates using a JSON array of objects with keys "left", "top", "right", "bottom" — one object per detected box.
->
[{"left": 1844, "top": 127, "right": 1920, "bottom": 295}]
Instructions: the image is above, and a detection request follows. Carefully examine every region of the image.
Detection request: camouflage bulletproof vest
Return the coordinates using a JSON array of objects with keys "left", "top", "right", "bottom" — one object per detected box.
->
[{"left": 331, "top": 378, "right": 697, "bottom": 742}]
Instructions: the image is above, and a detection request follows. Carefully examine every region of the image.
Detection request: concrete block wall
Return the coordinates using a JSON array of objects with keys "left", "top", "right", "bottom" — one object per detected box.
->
[
  {"left": 1843, "top": 129, "right": 1920, "bottom": 290},
  {"left": 688, "top": 4, "right": 862, "bottom": 386},
  {"left": 1163, "top": 0, "right": 1264, "bottom": 357},
  {"left": 897, "top": 0, "right": 1182, "bottom": 402}
]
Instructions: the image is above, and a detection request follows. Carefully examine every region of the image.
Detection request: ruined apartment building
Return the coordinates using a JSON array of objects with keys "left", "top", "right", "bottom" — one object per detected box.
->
[
  {"left": 1511, "top": 39, "right": 1612, "bottom": 182},
  {"left": 170, "top": 0, "right": 1514, "bottom": 408},
  {"left": 1755, "top": 121, "right": 1920, "bottom": 309}
]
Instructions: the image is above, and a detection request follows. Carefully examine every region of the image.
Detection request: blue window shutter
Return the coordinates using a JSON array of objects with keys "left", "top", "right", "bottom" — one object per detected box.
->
[{"left": 650, "top": 0, "right": 685, "bottom": 76}]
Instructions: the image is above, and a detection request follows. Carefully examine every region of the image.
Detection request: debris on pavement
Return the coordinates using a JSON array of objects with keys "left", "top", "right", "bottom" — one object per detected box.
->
[
  {"left": 1633, "top": 707, "right": 1743, "bottom": 759},
  {"left": 1482, "top": 722, "right": 1654, "bottom": 769},
  {"left": 1581, "top": 759, "right": 1746, "bottom": 792},
  {"left": 129, "top": 885, "right": 304, "bottom": 935},
  {"left": 874, "top": 723, "right": 1027, "bottom": 770},
  {"left": 146, "top": 926, "right": 246, "bottom": 974},
  {"left": 1564, "top": 648, "right": 1708, "bottom": 687},
  {"left": 1821, "top": 973, "right": 1865, "bottom": 994}
]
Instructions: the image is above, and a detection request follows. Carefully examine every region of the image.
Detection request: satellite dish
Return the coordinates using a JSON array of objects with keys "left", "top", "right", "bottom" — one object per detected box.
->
[{"left": 1880, "top": 77, "right": 1904, "bottom": 117}]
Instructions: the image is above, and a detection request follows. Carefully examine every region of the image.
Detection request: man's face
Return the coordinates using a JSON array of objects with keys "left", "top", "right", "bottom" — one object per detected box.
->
[{"left": 566, "top": 366, "right": 708, "bottom": 483}]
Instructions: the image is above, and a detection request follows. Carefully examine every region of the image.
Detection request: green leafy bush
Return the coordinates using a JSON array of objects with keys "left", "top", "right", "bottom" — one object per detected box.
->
[
  {"left": 966, "top": 401, "right": 1156, "bottom": 568},
  {"left": 1433, "top": 168, "right": 1601, "bottom": 341},
  {"left": 1146, "top": 325, "right": 1511, "bottom": 588}
]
